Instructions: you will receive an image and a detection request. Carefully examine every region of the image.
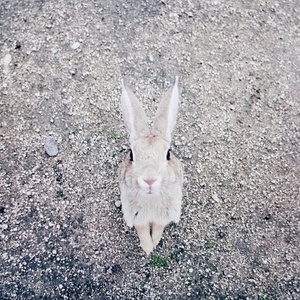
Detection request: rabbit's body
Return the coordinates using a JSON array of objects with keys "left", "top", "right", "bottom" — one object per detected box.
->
[
  {"left": 119, "top": 139, "right": 183, "bottom": 227},
  {"left": 118, "top": 77, "right": 183, "bottom": 254}
]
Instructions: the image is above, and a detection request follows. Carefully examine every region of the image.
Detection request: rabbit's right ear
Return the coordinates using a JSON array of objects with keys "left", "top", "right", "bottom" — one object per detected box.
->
[
  {"left": 152, "top": 77, "right": 179, "bottom": 144},
  {"left": 121, "top": 80, "right": 149, "bottom": 143}
]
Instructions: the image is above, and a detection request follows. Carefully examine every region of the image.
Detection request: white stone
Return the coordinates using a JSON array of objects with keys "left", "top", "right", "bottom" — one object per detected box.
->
[
  {"left": 44, "top": 136, "right": 58, "bottom": 157},
  {"left": 71, "top": 42, "right": 81, "bottom": 50}
]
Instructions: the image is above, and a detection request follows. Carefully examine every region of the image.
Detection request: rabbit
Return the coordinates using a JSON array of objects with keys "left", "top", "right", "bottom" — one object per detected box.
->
[{"left": 118, "top": 77, "right": 183, "bottom": 255}]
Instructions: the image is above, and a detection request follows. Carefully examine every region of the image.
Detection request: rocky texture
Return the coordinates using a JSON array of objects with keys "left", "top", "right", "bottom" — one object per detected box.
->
[{"left": 0, "top": 0, "right": 299, "bottom": 299}]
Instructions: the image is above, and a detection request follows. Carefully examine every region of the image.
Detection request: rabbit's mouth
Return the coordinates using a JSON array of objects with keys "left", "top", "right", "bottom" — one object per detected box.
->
[
  {"left": 147, "top": 186, "right": 153, "bottom": 194},
  {"left": 145, "top": 184, "right": 162, "bottom": 195}
]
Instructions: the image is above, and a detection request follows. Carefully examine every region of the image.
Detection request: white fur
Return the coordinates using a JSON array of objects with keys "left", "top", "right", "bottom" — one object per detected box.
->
[
  {"left": 153, "top": 76, "right": 179, "bottom": 143},
  {"left": 118, "top": 78, "right": 183, "bottom": 255},
  {"left": 121, "top": 79, "right": 149, "bottom": 143}
]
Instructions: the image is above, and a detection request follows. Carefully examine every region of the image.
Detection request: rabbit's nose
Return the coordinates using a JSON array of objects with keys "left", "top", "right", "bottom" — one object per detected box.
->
[{"left": 144, "top": 179, "right": 156, "bottom": 186}]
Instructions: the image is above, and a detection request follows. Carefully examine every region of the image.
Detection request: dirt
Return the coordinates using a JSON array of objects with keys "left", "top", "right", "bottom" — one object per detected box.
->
[{"left": 0, "top": 0, "right": 299, "bottom": 299}]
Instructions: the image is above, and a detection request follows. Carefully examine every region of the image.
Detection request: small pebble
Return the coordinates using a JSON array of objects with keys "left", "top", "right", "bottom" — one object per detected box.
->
[
  {"left": 212, "top": 193, "right": 219, "bottom": 202},
  {"left": 3, "top": 53, "right": 11, "bottom": 65},
  {"left": 15, "top": 41, "right": 21, "bottom": 49},
  {"left": 44, "top": 136, "right": 58, "bottom": 157},
  {"left": 1, "top": 224, "right": 8, "bottom": 230},
  {"left": 115, "top": 200, "right": 121, "bottom": 208},
  {"left": 71, "top": 42, "right": 81, "bottom": 50},
  {"left": 148, "top": 54, "right": 154, "bottom": 62}
]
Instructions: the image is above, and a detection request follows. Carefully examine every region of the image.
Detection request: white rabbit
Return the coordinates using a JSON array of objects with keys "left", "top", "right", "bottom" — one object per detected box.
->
[{"left": 118, "top": 77, "right": 183, "bottom": 255}]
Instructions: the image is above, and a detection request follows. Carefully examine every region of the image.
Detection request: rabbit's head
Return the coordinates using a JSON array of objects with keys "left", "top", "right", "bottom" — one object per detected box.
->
[{"left": 120, "top": 77, "right": 181, "bottom": 195}]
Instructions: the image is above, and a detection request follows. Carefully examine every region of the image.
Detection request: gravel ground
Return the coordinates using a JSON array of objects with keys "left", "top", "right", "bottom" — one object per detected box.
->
[{"left": 1, "top": 1, "right": 299, "bottom": 299}]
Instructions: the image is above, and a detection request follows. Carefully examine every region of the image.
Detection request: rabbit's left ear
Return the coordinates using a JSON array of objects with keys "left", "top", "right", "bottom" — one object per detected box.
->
[
  {"left": 121, "top": 80, "right": 149, "bottom": 143},
  {"left": 153, "top": 77, "right": 179, "bottom": 144}
]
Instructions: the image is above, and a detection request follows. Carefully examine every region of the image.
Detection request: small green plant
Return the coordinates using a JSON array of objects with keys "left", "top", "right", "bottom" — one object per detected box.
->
[
  {"left": 258, "top": 294, "right": 272, "bottom": 300},
  {"left": 149, "top": 255, "right": 168, "bottom": 267},
  {"left": 284, "top": 235, "right": 293, "bottom": 244},
  {"left": 204, "top": 240, "right": 217, "bottom": 249},
  {"left": 170, "top": 252, "right": 176, "bottom": 261},
  {"left": 56, "top": 189, "right": 67, "bottom": 200},
  {"left": 107, "top": 130, "right": 118, "bottom": 140},
  {"left": 56, "top": 190, "right": 64, "bottom": 198}
]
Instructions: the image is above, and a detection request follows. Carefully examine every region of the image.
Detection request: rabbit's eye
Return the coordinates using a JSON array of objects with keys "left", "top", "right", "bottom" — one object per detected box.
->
[
  {"left": 129, "top": 149, "right": 134, "bottom": 162},
  {"left": 166, "top": 149, "right": 171, "bottom": 160}
]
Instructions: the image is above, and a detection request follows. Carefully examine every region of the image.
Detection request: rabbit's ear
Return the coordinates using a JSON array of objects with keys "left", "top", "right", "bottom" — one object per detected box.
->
[
  {"left": 121, "top": 80, "right": 149, "bottom": 143},
  {"left": 153, "top": 77, "right": 179, "bottom": 144}
]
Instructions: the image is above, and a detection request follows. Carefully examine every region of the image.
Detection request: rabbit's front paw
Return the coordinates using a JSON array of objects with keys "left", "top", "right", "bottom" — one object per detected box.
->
[
  {"left": 151, "top": 223, "right": 165, "bottom": 249},
  {"left": 140, "top": 241, "right": 154, "bottom": 255},
  {"left": 135, "top": 225, "right": 154, "bottom": 255}
]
